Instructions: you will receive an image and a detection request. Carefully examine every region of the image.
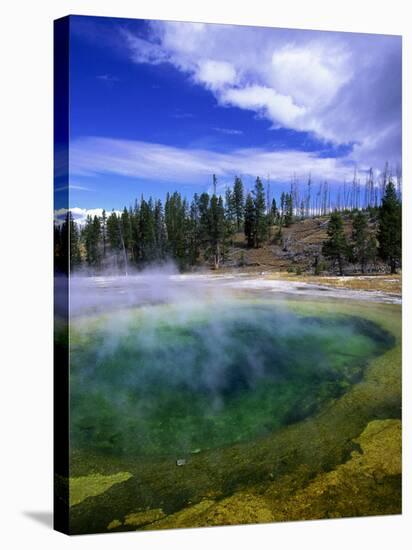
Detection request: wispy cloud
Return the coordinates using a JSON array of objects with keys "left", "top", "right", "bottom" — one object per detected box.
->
[
  {"left": 55, "top": 184, "right": 91, "bottom": 192},
  {"left": 213, "top": 127, "right": 243, "bottom": 135},
  {"left": 170, "top": 110, "right": 194, "bottom": 119},
  {"left": 70, "top": 136, "right": 359, "bottom": 185},
  {"left": 121, "top": 21, "right": 401, "bottom": 170},
  {"left": 97, "top": 73, "right": 119, "bottom": 83}
]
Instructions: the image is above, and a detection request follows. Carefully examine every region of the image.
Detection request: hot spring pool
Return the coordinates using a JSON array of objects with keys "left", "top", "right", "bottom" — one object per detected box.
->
[{"left": 69, "top": 301, "right": 394, "bottom": 458}]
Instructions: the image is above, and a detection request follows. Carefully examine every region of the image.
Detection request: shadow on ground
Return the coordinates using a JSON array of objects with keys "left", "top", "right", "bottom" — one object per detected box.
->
[{"left": 23, "top": 511, "right": 53, "bottom": 529}]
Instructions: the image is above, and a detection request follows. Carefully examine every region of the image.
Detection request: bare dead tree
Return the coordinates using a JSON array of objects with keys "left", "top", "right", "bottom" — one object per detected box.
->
[
  {"left": 380, "top": 161, "right": 389, "bottom": 203},
  {"left": 306, "top": 174, "right": 312, "bottom": 218},
  {"left": 396, "top": 164, "right": 402, "bottom": 200},
  {"left": 327, "top": 183, "right": 331, "bottom": 214},
  {"left": 322, "top": 181, "right": 328, "bottom": 215},
  {"left": 337, "top": 186, "right": 341, "bottom": 211}
]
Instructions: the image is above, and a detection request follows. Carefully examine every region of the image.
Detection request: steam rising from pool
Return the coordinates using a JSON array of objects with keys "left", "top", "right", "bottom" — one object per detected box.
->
[{"left": 68, "top": 270, "right": 394, "bottom": 458}]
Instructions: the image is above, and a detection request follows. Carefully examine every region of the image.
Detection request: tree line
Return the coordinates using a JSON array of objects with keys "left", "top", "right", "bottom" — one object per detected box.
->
[
  {"left": 282, "top": 163, "right": 401, "bottom": 217},
  {"left": 54, "top": 175, "right": 401, "bottom": 275},
  {"left": 322, "top": 181, "right": 401, "bottom": 275}
]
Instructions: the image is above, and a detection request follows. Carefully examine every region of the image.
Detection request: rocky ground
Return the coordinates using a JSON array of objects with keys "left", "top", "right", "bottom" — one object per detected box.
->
[
  {"left": 216, "top": 214, "right": 397, "bottom": 281},
  {"left": 138, "top": 418, "right": 401, "bottom": 529},
  {"left": 266, "top": 272, "right": 402, "bottom": 295}
]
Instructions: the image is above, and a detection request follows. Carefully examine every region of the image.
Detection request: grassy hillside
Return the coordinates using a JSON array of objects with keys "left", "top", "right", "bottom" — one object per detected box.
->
[{"left": 218, "top": 213, "right": 382, "bottom": 275}]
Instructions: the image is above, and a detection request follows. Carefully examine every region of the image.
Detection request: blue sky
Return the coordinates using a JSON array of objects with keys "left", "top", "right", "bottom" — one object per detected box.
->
[{"left": 54, "top": 15, "right": 401, "bottom": 223}]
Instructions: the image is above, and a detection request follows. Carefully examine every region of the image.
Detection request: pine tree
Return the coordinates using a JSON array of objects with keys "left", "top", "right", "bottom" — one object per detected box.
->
[
  {"left": 106, "top": 211, "right": 123, "bottom": 269},
  {"left": 101, "top": 209, "right": 107, "bottom": 259},
  {"left": 265, "top": 197, "right": 275, "bottom": 240},
  {"left": 118, "top": 207, "right": 132, "bottom": 273},
  {"left": 224, "top": 187, "right": 237, "bottom": 246},
  {"left": 271, "top": 198, "right": 278, "bottom": 222},
  {"left": 377, "top": 180, "right": 401, "bottom": 273},
  {"left": 139, "top": 198, "right": 156, "bottom": 262},
  {"left": 253, "top": 177, "right": 267, "bottom": 247},
  {"left": 68, "top": 211, "right": 81, "bottom": 269},
  {"left": 121, "top": 207, "right": 132, "bottom": 252},
  {"left": 130, "top": 200, "right": 141, "bottom": 264},
  {"left": 322, "top": 211, "right": 348, "bottom": 276},
  {"left": 284, "top": 193, "right": 293, "bottom": 227},
  {"left": 233, "top": 176, "right": 244, "bottom": 230},
  {"left": 365, "top": 234, "right": 378, "bottom": 271},
  {"left": 154, "top": 199, "right": 167, "bottom": 260},
  {"left": 209, "top": 195, "right": 225, "bottom": 268},
  {"left": 244, "top": 193, "right": 255, "bottom": 248},
  {"left": 106, "top": 211, "right": 121, "bottom": 250},
  {"left": 187, "top": 194, "right": 200, "bottom": 266},
  {"left": 165, "top": 192, "right": 188, "bottom": 269},
  {"left": 83, "top": 215, "right": 102, "bottom": 268},
  {"left": 198, "top": 192, "right": 211, "bottom": 247},
  {"left": 351, "top": 211, "right": 370, "bottom": 273},
  {"left": 55, "top": 216, "right": 68, "bottom": 274}
]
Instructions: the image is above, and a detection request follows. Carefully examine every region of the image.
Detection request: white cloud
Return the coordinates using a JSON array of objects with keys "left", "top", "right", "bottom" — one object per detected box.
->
[
  {"left": 54, "top": 207, "right": 122, "bottom": 226},
  {"left": 122, "top": 31, "right": 169, "bottom": 65},
  {"left": 270, "top": 43, "right": 350, "bottom": 109},
  {"left": 154, "top": 21, "right": 207, "bottom": 58},
  {"left": 196, "top": 60, "right": 237, "bottom": 90},
  {"left": 221, "top": 85, "right": 306, "bottom": 128},
  {"left": 70, "top": 136, "right": 358, "bottom": 187},
  {"left": 121, "top": 22, "right": 401, "bottom": 169}
]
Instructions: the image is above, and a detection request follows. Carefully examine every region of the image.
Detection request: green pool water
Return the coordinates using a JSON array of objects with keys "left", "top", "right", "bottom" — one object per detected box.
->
[{"left": 69, "top": 301, "right": 394, "bottom": 458}]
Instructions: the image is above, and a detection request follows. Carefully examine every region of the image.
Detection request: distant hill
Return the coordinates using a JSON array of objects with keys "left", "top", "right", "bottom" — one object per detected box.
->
[{"left": 211, "top": 213, "right": 384, "bottom": 275}]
